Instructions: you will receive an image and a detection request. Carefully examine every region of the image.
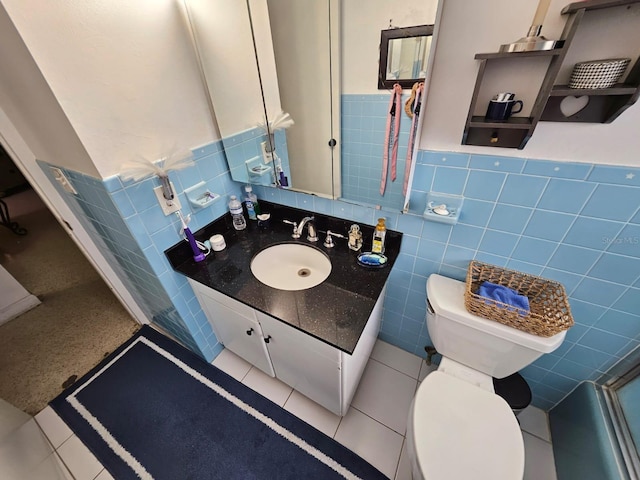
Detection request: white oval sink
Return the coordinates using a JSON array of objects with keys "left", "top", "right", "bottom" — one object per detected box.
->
[{"left": 250, "top": 243, "right": 331, "bottom": 291}]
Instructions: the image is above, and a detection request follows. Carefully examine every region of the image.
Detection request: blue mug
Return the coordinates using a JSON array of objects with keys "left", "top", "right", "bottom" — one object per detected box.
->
[{"left": 485, "top": 99, "right": 523, "bottom": 122}]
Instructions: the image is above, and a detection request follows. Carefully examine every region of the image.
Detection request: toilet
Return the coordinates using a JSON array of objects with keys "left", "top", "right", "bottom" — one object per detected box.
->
[{"left": 407, "top": 274, "right": 567, "bottom": 479}]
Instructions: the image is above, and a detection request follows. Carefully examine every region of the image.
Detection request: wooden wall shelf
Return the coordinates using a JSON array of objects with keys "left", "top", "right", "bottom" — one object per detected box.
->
[{"left": 462, "top": 0, "right": 640, "bottom": 149}]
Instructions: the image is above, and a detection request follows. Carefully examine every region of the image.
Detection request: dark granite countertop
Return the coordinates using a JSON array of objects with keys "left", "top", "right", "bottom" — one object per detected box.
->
[{"left": 165, "top": 201, "right": 402, "bottom": 354}]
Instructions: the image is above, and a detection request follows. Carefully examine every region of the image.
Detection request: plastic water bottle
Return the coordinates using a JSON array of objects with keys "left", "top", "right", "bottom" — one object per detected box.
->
[
  {"left": 243, "top": 185, "right": 260, "bottom": 220},
  {"left": 228, "top": 195, "right": 246, "bottom": 231}
]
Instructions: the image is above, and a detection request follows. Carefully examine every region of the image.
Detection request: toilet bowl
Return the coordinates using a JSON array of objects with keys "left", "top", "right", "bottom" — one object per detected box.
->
[
  {"left": 407, "top": 274, "right": 567, "bottom": 479},
  {"left": 407, "top": 370, "right": 524, "bottom": 479}
]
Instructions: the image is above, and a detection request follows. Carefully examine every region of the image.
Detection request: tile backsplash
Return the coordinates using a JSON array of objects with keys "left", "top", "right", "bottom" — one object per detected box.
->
[
  {"left": 40, "top": 145, "right": 640, "bottom": 411},
  {"left": 402, "top": 150, "right": 640, "bottom": 409},
  {"left": 341, "top": 94, "right": 413, "bottom": 210}
]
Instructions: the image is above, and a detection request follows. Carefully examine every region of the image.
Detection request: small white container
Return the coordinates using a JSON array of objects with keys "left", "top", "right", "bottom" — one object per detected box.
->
[{"left": 209, "top": 234, "right": 226, "bottom": 251}]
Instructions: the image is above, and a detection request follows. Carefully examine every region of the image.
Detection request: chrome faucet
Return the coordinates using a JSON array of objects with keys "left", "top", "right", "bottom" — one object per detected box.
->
[{"left": 295, "top": 216, "right": 318, "bottom": 242}]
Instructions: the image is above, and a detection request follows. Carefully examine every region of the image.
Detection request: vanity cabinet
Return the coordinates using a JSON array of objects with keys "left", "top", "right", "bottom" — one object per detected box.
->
[
  {"left": 188, "top": 279, "right": 384, "bottom": 416},
  {"left": 462, "top": 0, "right": 640, "bottom": 149},
  {"left": 192, "top": 279, "right": 275, "bottom": 377},
  {"left": 255, "top": 311, "right": 342, "bottom": 414}
]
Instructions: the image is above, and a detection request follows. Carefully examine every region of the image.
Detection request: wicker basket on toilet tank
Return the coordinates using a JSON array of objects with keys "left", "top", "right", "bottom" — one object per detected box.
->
[{"left": 464, "top": 261, "right": 574, "bottom": 337}]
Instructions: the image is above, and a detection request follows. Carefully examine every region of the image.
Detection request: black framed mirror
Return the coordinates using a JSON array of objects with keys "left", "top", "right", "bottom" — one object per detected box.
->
[{"left": 378, "top": 25, "right": 434, "bottom": 89}]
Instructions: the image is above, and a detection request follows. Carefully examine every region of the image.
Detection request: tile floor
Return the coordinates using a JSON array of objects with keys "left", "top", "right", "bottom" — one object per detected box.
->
[{"left": 10, "top": 340, "right": 558, "bottom": 480}]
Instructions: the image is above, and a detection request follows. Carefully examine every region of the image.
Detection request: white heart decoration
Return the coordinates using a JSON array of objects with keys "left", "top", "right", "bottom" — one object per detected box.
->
[{"left": 560, "top": 96, "right": 590, "bottom": 117}]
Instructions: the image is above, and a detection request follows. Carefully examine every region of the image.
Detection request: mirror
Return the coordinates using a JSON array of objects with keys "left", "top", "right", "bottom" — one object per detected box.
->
[
  {"left": 266, "top": 0, "right": 340, "bottom": 199},
  {"left": 378, "top": 25, "right": 434, "bottom": 89},
  {"left": 182, "top": 0, "right": 285, "bottom": 188},
  {"left": 183, "top": 0, "right": 439, "bottom": 211}
]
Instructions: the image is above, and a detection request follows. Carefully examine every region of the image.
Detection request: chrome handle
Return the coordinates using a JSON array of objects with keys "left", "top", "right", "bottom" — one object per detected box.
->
[
  {"left": 323, "top": 230, "right": 345, "bottom": 248},
  {"left": 283, "top": 220, "right": 299, "bottom": 238},
  {"left": 427, "top": 299, "right": 435, "bottom": 314}
]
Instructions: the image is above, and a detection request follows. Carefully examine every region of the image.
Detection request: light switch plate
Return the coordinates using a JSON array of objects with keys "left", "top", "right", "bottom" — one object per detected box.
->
[{"left": 153, "top": 183, "right": 181, "bottom": 215}]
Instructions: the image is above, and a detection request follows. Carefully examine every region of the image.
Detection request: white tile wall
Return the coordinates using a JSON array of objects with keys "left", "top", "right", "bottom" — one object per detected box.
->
[{"left": 22, "top": 339, "right": 558, "bottom": 480}]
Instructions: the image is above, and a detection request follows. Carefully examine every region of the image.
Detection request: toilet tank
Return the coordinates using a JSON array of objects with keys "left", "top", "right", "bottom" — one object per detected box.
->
[{"left": 426, "top": 274, "right": 566, "bottom": 379}]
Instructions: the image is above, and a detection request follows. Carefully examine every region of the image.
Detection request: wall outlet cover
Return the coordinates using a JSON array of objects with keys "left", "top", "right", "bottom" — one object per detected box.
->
[
  {"left": 153, "top": 183, "right": 181, "bottom": 215},
  {"left": 261, "top": 141, "right": 273, "bottom": 164}
]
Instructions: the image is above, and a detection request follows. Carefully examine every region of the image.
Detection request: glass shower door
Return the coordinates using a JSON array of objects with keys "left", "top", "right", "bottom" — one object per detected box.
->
[{"left": 605, "top": 361, "right": 640, "bottom": 478}]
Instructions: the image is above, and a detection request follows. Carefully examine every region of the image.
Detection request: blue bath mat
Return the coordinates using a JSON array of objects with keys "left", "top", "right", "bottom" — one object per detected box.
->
[{"left": 50, "top": 326, "right": 386, "bottom": 480}]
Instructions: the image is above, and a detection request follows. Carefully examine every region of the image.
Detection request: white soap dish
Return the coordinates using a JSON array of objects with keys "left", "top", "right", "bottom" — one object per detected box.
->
[
  {"left": 184, "top": 181, "right": 221, "bottom": 209},
  {"left": 423, "top": 192, "right": 463, "bottom": 225}
]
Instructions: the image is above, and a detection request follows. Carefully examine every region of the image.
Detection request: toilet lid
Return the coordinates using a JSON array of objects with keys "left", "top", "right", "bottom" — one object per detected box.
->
[{"left": 411, "top": 371, "right": 524, "bottom": 480}]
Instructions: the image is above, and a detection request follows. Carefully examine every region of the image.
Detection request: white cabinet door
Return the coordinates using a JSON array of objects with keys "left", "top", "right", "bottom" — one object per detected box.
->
[
  {"left": 256, "top": 311, "right": 342, "bottom": 415},
  {"left": 193, "top": 284, "right": 275, "bottom": 377}
]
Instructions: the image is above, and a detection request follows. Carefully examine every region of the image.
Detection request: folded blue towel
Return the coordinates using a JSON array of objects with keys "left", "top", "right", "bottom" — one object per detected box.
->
[{"left": 478, "top": 281, "right": 530, "bottom": 314}]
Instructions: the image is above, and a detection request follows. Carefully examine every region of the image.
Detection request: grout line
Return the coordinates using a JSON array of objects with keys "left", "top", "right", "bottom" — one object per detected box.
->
[
  {"left": 282, "top": 388, "right": 294, "bottom": 409},
  {"left": 520, "top": 428, "right": 553, "bottom": 445},
  {"left": 350, "top": 404, "right": 407, "bottom": 438},
  {"left": 393, "top": 438, "right": 407, "bottom": 480},
  {"left": 332, "top": 415, "right": 344, "bottom": 440},
  {"left": 369, "top": 355, "right": 418, "bottom": 381},
  {"left": 239, "top": 364, "right": 252, "bottom": 383}
]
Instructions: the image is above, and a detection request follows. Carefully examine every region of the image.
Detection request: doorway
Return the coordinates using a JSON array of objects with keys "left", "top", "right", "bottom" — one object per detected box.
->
[{"left": 0, "top": 145, "right": 139, "bottom": 415}]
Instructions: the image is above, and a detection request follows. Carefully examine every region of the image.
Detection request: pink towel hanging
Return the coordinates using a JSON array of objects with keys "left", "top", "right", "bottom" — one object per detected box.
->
[
  {"left": 403, "top": 82, "right": 424, "bottom": 196},
  {"left": 380, "top": 83, "right": 403, "bottom": 196}
]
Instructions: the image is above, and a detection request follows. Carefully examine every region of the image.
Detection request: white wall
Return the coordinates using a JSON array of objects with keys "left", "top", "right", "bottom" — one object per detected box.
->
[
  {"left": 342, "top": 0, "right": 438, "bottom": 94},
  {"left": 0, "top": 4, "right": 98, "bottom": 177},
  {"left": 4, "top": 0, "right": 639, "bottom": 178},
  {"left": 185, "top": 0, "right": 281, "bottom": 138},
  {"left": 420, "top": 0, "right": 640, "bottom": 166},
  {"left": 1, "top": 0, "right": 216, "bottom": 178}
]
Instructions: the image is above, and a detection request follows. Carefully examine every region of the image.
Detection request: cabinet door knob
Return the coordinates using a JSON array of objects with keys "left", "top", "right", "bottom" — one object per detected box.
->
[
  {"left": 246, "top": 328, "right": 254, "bottom": 336},
  {"left": 264, "top": 335, "right": 272, "bottom": 344}
]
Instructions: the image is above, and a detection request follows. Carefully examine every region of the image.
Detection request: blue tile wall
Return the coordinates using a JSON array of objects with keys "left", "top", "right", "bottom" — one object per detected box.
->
[
  {"left": 399, "top": 150, "right": 640, "bottom": 410},
  {"left": 341, "top": 94, "right": 413, "bottom": 210},
  {"left": 40, "top": 144, "right": 640, "bottom": 412}
]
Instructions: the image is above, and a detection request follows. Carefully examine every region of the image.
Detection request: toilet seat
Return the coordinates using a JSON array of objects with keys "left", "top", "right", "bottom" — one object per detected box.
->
[{"left": 410, "top": 371, "right": 524, "bottom": 479}]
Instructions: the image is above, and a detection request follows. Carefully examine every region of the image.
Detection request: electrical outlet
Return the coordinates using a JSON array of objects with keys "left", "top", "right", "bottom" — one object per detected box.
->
[
  {"left": 153, "top": 183, "right": 182, "bottom": 215},
  {"left": 50, "top": 167, "right": 77, "bottom": 194},
  {"left": 261, "top": 141, "right": 273, "bottom": 164}
]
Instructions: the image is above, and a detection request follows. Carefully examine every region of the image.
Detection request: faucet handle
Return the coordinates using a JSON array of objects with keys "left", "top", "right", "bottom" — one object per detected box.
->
[
  {"left": 283, "top": 219, "right": 300, "bottom": 238},
  {"left": 323, "top": 230, "right": 345, "bottom": 248}
]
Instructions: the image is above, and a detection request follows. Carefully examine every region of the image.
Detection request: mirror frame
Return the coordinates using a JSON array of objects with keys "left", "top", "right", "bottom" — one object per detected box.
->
[{"left": 378, "top": 24, "right": 434, "bottom": 89}]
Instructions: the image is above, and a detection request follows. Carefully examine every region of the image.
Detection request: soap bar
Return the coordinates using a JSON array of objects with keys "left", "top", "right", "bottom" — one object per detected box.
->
[{"left": 357, "top": 252, "right": 388, "bottom": 268}]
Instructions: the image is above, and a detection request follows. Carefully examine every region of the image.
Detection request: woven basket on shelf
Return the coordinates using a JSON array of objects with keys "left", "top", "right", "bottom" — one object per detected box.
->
[
  {"left": 464, "top": 260, "right": 574, "bottom": 337},
  {"left": 568, "top": 58, "right": 631, "bottom": 89}
]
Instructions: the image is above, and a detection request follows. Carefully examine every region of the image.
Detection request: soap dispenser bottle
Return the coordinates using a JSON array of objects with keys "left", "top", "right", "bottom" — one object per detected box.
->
[
  {"left": 348, "top": 224, "right": 363, "bottom": 251},
  {"left": 371, "top": 218, "right": 387, "bottom": 254}
]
